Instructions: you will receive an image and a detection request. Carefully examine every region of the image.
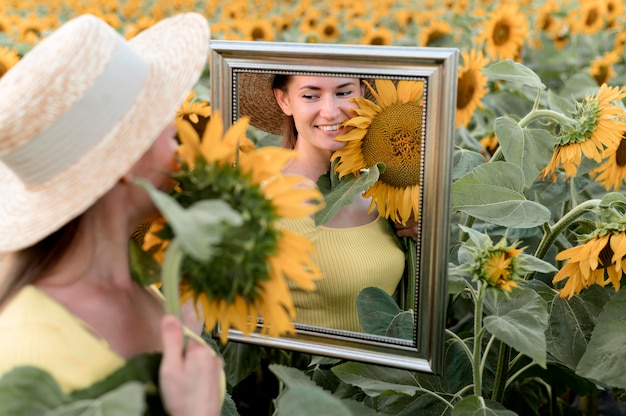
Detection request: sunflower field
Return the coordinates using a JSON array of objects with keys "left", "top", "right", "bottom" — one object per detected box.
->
[{"left": 4, "top": 0, "right": 626, "bottom": 414}]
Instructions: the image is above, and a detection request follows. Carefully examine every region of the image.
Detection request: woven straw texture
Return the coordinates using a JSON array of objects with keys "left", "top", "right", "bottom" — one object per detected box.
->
[{"left": 0, "top": 13, "right": 209, "bottom": 252}]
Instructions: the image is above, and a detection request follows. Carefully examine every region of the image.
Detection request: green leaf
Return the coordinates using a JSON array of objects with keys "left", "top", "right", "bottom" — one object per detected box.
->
[
  {"left": 452, "top": 395, "right": 518, "bottom": 416},
  {"left": 270, "top": 365, "right": 380, "bottom": 416},
  {"left": 315, "top": 163, "right": 384, "bottom": 226},
  {"left": 576, "top": 288, "right": 626, "bottom": 388},
  {"left": 517, "top": 254, "right": 557, "bottom": 274},
  {"left": 452, "top": 162, "right": 551, "bottom": 227},
  {"left": 72, "top": 353, "right": 161, "bottom": 401},
  {"left": 453, "top": 149, "right": 485, "bottom": 180},
  {"left": 219, "top": 392, "right": 239, "bottom": 416},
  {"left": 454, "top": 161, "right": 525, "bottom": 192},
  {"left": 356, "top": 287, "right": 414, "bottom": 340},
  {"left": 276, "top": 385, "right": 375, "bottom": 416},
  {"left": 0, "top": 366, "right": 69, "bottom": 414},
  {"left": 270, "top": 364, "right": 320, "bottom": 389},
  {"left": 481, "top": 59, "right": 545, "bottom": 90},
  {"left": 136, "top": 180, "right": 243, "bottom": 262},
  {"left": 47, "top": 382, "right": 146, "bottom": 416},
  {"left": 221, "top": 343, "right": 265, "bottom": 387},
  {"left": 546, "top": 294, "right": 598, "bottom": 370},
  {"left": 494, "top": 118, "right": 555, "bottom": 188},
  {"left": 331, "top": 362, "right": 419, "bottom": 396},
  {"left": 483, "top": 289, "right": 549, "bottom": 368}
]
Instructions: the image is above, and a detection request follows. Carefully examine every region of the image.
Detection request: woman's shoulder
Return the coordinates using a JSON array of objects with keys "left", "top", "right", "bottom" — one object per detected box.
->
[{"left": 0, "top": 285, "right": 54, "bottom": 320}]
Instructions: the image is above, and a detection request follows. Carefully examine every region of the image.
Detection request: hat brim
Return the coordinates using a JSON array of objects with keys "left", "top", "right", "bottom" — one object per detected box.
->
[
  {"left": 0, "top": 13, "right": 209, "bottom": 252},
  {"left": 238, "top": 72, "right": 286, "bottom": 136}
]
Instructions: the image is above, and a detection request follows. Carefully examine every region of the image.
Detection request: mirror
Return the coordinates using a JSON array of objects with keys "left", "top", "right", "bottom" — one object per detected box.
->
[{"left": 209, "top": 40, "right": 457, "bottom": 374}]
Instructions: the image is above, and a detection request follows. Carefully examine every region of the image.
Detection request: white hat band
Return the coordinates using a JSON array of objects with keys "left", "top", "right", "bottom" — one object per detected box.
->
[{"left": 0, "top": 38, "right": 149, "bottom": 187}]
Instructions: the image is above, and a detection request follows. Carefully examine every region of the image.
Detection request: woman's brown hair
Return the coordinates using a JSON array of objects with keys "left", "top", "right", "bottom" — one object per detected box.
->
[
  {"left": 272, "top": 74, "right": 298, "bottom": 150},
  {"left": 0, "top": 217, "right": 80, "bottom": 308}
]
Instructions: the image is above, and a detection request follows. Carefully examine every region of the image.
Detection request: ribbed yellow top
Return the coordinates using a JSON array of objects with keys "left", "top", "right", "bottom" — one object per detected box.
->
[
  {"left": 0, "top": 285, "right": 225, "bottom": 396},
  {"left": 279, "top": 216, "right": 405, "bottom": 333}
]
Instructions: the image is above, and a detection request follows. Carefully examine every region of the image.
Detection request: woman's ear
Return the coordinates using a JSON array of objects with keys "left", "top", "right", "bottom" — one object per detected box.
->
[{"left": 273, "top": 88, "right": 293, "bottom": 116}]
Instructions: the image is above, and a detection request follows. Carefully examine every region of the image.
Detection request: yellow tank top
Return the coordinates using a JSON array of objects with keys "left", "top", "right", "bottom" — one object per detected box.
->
[
  {"left": 279, "top": 216, "right": 405, "bottom": 333},
  {"left": 0, "top": 285, "right": 225, "bottom": 397}
]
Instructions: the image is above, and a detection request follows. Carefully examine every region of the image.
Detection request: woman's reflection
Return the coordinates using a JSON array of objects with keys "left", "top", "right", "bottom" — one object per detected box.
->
[{"left": 240, "top": 73, "right": 416, "bottom": 332}]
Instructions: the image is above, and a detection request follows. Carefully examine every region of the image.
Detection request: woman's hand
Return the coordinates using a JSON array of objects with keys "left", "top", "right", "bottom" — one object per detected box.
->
[
  {"left": 393, "top": 218, "right": 419, "bottom": 242},
  {"left": 159, "top": 315, "right": 223, "bottom": 416}
]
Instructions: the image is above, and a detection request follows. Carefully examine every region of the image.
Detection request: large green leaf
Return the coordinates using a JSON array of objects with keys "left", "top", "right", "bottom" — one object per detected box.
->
[
  {"left": 47, "top": 382, "right": 145, "bottom": 416},
  {"left": 331, "top": 362, "right": 421, "bottom": 396},
  {"left": 136, "top": 180, "right": 243, "bottom": 262},
  {"left": 494, "top": 117, "right": 555, "bottom": 188},
  {"left": 276, "top": 385, "right": 377, "bottom": 416},
  {"left": 481, "top": 59, "right": 545, "bottom": 90},
  {"left": 453, "top": 149, "right": 486, "bottom": 180},
  {"left": 576, "top": 288, "right": 626, "bottom": 388},
  {"left": 0, "top": 366, "right": 68, "bottom": 414},
  {"left": 0, "top": 367, "right": 147, "bottom": 416},
  {"left": 315, "top": 163, "right": 384, "bottom": 226},
  {"left": 452, "top": 396, "right": 518, "bottom": 416},
  {"left": 546, "top": 294, "right": 598, "bottom": 369},
  {"left": 452, "top": 162, "right": 551, "bottom": 228},
  {"left": 356, "top": 287, "right": 414, "bottom": 340},
  {"left": 483, "top": 289, "right": 549, "bottom": 368},
  {"left": 270, "top": 365, "right": 380, "bottom": 416},
  {"left": 221, "top": 342, "right": 265, "bottom": 387}
]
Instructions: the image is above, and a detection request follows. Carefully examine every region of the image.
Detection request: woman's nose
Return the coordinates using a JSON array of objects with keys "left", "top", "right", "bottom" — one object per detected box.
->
[{"left": 319, "top": 96, "right": 340, "bottom": 119}]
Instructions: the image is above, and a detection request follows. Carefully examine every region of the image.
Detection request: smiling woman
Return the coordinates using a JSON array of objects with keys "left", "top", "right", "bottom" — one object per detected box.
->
[{"left": 239, "top": 72, "right": 407, "bottom": 333}]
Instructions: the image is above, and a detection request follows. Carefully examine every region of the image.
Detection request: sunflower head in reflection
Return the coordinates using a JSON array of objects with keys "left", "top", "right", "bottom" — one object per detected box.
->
[{"left": 331, "top": 79, "right": 424, "bottom": 225}]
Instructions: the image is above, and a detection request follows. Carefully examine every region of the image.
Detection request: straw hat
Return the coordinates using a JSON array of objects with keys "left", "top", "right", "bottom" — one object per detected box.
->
[
  {"left": 238, "top": 72, "right": 286, "bottom": 136},
  {"left": 0, "top": 13, "right": 210, "bottom": 252},
  {"left": 238, "top": 72, "right": 376, "bottom": 136}
]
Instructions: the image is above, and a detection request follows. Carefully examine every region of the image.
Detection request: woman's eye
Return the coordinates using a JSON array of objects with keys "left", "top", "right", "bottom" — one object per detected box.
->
[
  {"left": 302, "top": 94, "right": 319, "bottom": 100},
  {"left": 337, "top": 90, "right": 354, "bottom": 97}
]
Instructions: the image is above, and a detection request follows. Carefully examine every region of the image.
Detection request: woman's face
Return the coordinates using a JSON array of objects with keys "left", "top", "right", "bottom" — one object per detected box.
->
[
  {"left": 273, "top": 76, "right": 363, "bottom": 154},
  {"left": 131, "top": 124, "right": 179, "bottom": 192}
]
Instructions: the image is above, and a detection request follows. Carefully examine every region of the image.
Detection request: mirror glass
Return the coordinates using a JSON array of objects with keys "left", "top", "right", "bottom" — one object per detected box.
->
[{"left": 210, "top": 40, "right": 458, "bottom": 373}]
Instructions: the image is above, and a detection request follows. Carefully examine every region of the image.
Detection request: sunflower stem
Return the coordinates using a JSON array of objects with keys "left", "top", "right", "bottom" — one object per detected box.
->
[
  {"left": 491, "top": 340, "right": 510, "bottom": 403},
  {"left": 533, "top": 199, "right": 601, "bottom": 261},
  {"left": 518, "top": 109, "right": 575, "bottom": 129},
  {"left": 162, "top": 237, "right": 185, "bottom": 322},
  {"left": 472, "top": 281, "right": 486, "bottom": 397}
]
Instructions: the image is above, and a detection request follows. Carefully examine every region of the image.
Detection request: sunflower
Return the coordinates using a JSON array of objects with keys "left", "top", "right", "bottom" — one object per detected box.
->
[
  {"left": 553, "top": 230, "right": 626, "bottom": 299},
  {"left": 0, "top": 46, "right": 19, "bottom": 78},
  {"left": 568, "top": 0, "right": 606, "bottom": 35},
  {"left": 243, "top": 18, "right": 275, "bottom": 41},
  {"left": 144, "top": 112, "right": 324, "bottom": 342},
  {"left": 460, "top": 230, "right": 531, "bottom": 293},
  {"left": 360, "top": 26, "right": 394, "bottom": 46},
  {"left": 480, "top": 134, "right": 499, "bottom": 157},
  {"left": 605, "top": 0, "right": 623, "bottom": 27},
  {"left": 417, "top": 20, "right": 452, "bottom": 47},
  {"left": 532, "top": 0, "right": 561, "bottom": 48},
  {"left": 542, "top": 84, "right": 626, "bottom": 180},
  {"left": 482, "top": 245, "right": 523, "bottom": 292},
  {"left": 591, "top": 134, "right": 626, "bottom": 191},
  {"left": 590, "top": 51, "right": 620, "bottom": 86},
  {"left": 176, "top": 91, "right": 211, "bottom": 125},
  {"left": 315, "top": 16, "right": 341, "bottom": 42},
  {"left": 456, "top": 49, "right": 489, "bottom": 129},
  {"left": 331, "top": 79, "right": 423, "bottom": 225},
  {"left": 476, "top": 3, "right": 529, "bottom": 61}
]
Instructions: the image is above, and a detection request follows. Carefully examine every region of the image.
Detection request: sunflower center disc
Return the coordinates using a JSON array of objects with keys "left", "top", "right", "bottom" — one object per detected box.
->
[{"left": 362, "top": 101, "right": 422, "bottom": 188}]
